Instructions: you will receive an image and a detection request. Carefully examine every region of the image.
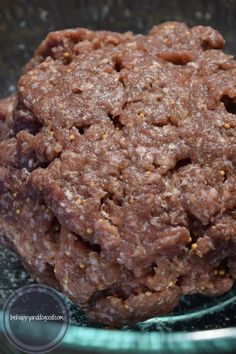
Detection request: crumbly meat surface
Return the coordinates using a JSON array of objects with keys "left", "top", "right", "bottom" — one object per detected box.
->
[{"left": 1, "top": 22, "right": 236, "bottom": 326}]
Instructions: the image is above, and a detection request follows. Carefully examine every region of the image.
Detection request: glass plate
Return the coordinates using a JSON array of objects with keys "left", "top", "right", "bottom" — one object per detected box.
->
[{"left": 0, "top": 246, "right": 235, "bottom": 354}]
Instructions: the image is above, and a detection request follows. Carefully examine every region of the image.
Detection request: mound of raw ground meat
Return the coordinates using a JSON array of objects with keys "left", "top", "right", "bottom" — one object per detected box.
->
[{"left": 1, "top": 22, "right": 236, "bottom": 326}]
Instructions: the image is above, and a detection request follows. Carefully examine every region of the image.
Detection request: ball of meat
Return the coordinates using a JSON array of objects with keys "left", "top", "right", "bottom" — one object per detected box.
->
[{"left": 0, "top": 22, "right": 236, "bottom": 326}]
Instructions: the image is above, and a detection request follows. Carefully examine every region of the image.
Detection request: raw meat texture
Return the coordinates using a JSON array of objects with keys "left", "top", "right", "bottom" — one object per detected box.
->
[{"left": 0, "top": 22, "right": 236, "bottom": 326}]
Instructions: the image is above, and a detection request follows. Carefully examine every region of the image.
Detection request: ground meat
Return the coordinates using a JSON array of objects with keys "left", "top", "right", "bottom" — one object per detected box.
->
[{"left": 1, "top": 22, "right": 236, "bottom": 326}]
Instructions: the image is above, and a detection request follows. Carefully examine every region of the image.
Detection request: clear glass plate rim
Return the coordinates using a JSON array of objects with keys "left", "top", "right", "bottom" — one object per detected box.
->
[
  {"left": 0, "top": 311, "right": 236, "bottom": 353},
  {"left": 61, "top": 326, "right": 236, "bottom": 352}
]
